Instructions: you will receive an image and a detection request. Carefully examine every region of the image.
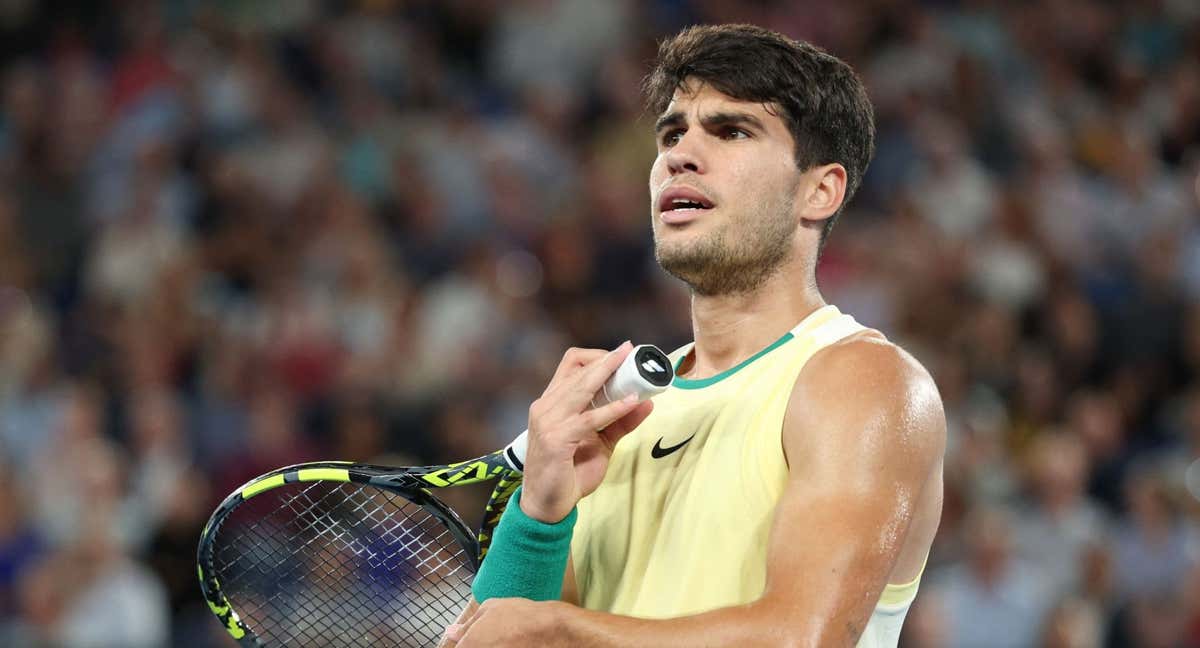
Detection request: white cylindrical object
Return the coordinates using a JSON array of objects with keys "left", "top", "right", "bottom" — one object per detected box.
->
[
  {"left": 503, "top": 430, "right": 529, "bottom": 472},
  {"left": 505, "top": 344, "right": 673, "bottom": 472},
  {"left": 591, "top": 344, "right": 673, "bottom": 407}
]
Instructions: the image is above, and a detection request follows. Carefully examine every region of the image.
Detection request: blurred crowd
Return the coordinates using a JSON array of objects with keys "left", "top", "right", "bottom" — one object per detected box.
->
[{"left": 0, "top": 0, "right": 1197, "bottom": 646}]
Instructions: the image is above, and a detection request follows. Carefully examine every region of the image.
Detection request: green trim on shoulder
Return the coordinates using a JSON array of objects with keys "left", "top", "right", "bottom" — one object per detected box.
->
[{"left": 672, "top": 331, "right": 796, "bottom": 390}]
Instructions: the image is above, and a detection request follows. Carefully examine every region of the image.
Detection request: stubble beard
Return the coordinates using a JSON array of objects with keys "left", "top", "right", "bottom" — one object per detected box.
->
[{"left": 654, "top": 189, "right": 799, "bottom": 297}]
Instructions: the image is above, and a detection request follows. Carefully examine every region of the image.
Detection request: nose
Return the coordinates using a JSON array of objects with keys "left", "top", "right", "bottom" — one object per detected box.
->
[{"left": 663, "top": 134, "right": 704, "bottom": 175}]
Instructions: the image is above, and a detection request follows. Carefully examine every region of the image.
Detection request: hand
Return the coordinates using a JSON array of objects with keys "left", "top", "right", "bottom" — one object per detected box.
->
[
  {"left": 521, "top": 342, "right": 655, "bottom": 522},
  {"left": 443, "top": 598, "right": 568, "bottom": 648}
]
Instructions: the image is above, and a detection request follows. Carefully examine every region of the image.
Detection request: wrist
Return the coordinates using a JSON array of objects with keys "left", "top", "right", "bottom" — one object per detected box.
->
[
  {"left": 518, "top": 483, "right": 573, "bottom": 523},
  {"left": 472, "top": 486, "right": 577, "bottom": 603}
]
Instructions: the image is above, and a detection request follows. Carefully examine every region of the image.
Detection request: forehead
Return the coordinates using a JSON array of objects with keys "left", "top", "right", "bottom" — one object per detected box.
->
[{"left": 661, "top": 78, "right": 783, "bottom": 125}]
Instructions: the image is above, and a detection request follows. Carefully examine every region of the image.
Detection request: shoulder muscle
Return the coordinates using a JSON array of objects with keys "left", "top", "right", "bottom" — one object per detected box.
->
[{"left": 784, "top": 333, "right": 945, "bottom": 493}]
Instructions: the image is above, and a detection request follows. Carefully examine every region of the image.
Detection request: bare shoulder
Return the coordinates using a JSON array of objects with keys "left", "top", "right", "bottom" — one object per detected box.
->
[{"left": 785, "top": 330, "right": 946, "bottom": 472}]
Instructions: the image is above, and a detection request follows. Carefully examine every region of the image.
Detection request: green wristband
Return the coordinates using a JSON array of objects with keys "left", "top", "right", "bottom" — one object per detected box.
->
[{"left": 472, "top": 486, "right": 577, "bottom": 603}]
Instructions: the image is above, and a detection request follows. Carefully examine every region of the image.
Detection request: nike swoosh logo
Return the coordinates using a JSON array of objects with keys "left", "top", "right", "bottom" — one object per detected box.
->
[{"left": 650, "top": 434, "right": 695, "bottom": 459}]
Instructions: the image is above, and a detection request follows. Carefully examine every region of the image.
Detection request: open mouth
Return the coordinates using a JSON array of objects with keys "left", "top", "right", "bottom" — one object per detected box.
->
[{"left": 658, "top": 187, "right": 715, "bottom": 217}]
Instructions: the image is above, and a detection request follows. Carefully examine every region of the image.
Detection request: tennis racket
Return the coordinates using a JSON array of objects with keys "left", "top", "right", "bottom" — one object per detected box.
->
[{"left": 197, "top": 344, "right": 674, "bottom": 648}]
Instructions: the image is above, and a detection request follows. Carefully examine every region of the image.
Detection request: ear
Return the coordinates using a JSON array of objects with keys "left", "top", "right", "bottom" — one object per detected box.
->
[{"left": 798, "top": 163, "right": 847, "bottom": 223}]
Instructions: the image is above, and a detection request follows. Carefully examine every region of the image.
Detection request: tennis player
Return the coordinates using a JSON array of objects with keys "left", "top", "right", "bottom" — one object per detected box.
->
[{"left": 446, "top": 24, "right": 945, "bottom": 647}]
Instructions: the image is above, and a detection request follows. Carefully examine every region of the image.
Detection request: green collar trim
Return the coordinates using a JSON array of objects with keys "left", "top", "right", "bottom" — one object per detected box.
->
[{"left": 672, "top": 331, "right": 796, "bottom": 390}]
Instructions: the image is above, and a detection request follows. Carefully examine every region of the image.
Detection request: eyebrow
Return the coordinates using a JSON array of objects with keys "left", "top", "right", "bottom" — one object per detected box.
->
[{"left": 653, "top": 110, "right": 767, "bottom": 134}]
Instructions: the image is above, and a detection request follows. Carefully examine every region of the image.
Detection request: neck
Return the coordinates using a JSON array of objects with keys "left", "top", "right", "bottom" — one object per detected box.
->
[{"left": 682, "top": 261, "right": 825, "bottom": 380}]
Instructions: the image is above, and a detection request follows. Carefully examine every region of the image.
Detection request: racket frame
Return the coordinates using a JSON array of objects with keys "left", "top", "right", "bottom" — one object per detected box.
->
[{"left": 197, "top": 455, "right": 519, "bottom": 646}]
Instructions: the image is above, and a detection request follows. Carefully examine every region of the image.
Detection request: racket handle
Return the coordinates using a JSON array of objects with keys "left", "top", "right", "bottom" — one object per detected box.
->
[
  {"left": 591, "top": 344, "right": 674, "bottom": 407},
  {"left": 502, "top": 344, "right": 674, "bottom": 472},
  {"left": 503, "top": 433, "right": 529, "bottom": 472}
]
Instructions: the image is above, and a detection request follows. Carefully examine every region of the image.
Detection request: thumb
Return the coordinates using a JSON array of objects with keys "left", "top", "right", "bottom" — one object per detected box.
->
[{"left": 600, "top": 400, "right": 653, "bottom": 449}]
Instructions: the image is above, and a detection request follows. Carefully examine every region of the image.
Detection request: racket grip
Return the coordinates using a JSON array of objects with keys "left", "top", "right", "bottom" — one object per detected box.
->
[
  {"left": 502, "top": 344, "right": 674, "bottom": 473},
  {"left": 503, "top": 433, "right": 530, "bottom": 472},
  {"left": 590, "top": 344, "right": 673, "bottom": 408}
]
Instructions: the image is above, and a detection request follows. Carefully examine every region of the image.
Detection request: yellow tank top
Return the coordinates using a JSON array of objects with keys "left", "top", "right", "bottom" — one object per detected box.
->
[{"left": 571, "top": 305, "right": 921, "bottom": 647}]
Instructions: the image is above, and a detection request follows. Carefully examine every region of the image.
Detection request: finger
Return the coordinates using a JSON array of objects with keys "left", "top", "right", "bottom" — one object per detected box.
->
[
  {"left": 440, "top": 598, "right": 481, "bottom": 647},
  {"left": 578, "top": 393, "right": 642, "bottom": 434},
  {"left": 600, "top": 400, "right": 654, "bottom": 448},
  {"left": 548, "top": 347, "right": 607, "bottom": 387},
  {"left": 541, "top": 341, "right": 629, "bottom": 406},
  {"left": 451, "top": 606, "right": 487, "bottom": 646},
  {"left": 441, "top": 623, "right": 463, "bottom": 646},
  {"left": 551, "top": 341, "right": 633, "bottom": 413}
]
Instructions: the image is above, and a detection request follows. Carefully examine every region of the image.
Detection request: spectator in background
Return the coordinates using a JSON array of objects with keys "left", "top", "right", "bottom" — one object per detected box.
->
[
  {"left": 1015, "top": 431, "right": 1110, "bottom": 600},
  {"left": 144, "top": 466, "right": 215, "bottom": 646},
  {"left": 1067, "top": 389, "right": 1132, "bottom": 510},
  {"left": 931, "top": 505, "right": 1055, "bottom": 648},
  {"left": 0, "top": 464, "right": 168, "bottom": 647},
  {"left": 897, "top": 590, "right": 947, "bottom": 648},
  {"left": 1040, "top": 596, "right": 1105, "bottom": 648},
  {"left": 0, "top": 472, "right": 42, "bottom": 622},
  {"left": 1112, "top": 464, "right": 1197, "bottom": 601},
  {"left": 48, "top": 512, "right": 169, "bottom": 648},
  {"left": 126, "top": 388, "right": 191, "bottom": 550}
]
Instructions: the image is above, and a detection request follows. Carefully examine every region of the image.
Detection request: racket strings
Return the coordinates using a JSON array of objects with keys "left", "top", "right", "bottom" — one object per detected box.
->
[{"left": 212, "top": 482, "right": 473, "bottom": 647}]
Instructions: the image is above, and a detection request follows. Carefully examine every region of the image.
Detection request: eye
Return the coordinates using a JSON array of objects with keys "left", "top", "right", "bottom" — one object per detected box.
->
[
  {"left": 721, "top": 127, "right": 749, "bottom": 140},
  {"left": 661, "top": 129, "right": 684, "bottom": 147}
]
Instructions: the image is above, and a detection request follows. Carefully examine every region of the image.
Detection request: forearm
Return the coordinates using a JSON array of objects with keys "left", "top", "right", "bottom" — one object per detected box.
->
[{"left": 557, "top": 599, "right": 821, "bottom": 648}]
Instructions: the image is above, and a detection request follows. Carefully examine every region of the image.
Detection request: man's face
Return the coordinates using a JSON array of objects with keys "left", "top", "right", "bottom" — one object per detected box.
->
[{"left": 649, "top": 79, "right": 803, "bottom": 296}]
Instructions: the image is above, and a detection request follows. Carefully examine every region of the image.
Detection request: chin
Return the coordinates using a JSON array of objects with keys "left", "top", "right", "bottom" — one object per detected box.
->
[
  {"left": 654, "top": 239, "right": 716, "bottom": 276},
  {"left": 654, "top": 219, "right": 710, "bottom": 248},
  {"left": 653, "top": 237, "right": 697, "bottom": 263}
]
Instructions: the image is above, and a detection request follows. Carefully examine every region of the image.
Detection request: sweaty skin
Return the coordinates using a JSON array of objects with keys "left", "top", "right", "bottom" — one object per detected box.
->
[{"left": 443, "top": 79, "right": 945, "bottom": 648}]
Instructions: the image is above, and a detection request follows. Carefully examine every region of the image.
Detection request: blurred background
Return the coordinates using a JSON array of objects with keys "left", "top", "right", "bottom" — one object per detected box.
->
[{"left": 0, "top": 0, "right": 1197, "bottom": 646}]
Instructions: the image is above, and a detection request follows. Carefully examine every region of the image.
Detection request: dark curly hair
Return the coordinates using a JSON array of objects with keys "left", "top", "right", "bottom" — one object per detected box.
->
[{"left": 642, "top": 24, "right": 876, "bottom": 249}]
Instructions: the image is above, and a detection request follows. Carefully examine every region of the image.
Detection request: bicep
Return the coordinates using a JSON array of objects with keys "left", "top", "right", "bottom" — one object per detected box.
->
[
  {"left": 758, "top": 340, "right": 944, "bottom": 643},
  {"left": 760, "top": 466, "right": 925, "bottom": 642}
]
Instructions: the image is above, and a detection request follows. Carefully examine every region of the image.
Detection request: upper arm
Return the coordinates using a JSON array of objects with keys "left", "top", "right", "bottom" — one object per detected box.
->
[{"left": 758, "top": 336, "right": 945, "bottom": 644}]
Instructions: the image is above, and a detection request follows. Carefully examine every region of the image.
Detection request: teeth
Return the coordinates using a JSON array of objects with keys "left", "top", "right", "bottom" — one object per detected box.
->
[{"left": 670, "top": 198, "right": 703, "bottom": 209}]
